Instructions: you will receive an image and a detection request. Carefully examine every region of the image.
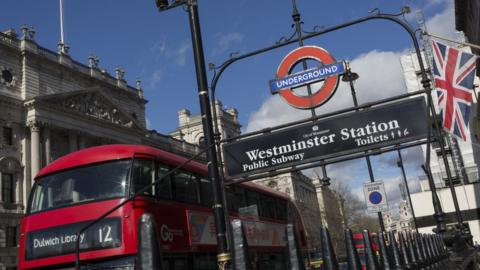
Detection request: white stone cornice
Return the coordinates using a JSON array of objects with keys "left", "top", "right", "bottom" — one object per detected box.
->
[{"left": 23, "top": 99, "right": 35, "bottom": 109}]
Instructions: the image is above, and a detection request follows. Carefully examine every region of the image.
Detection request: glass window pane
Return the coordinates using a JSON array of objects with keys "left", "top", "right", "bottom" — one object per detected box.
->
[
  {"left": 276, "top": 199, "right": 287, "bottom": 221},
  {"left": 226, "top": 186, "right": 246, "bottom": 213},
  {"left": 3, "top": 127, "right": 12, "bottom": 145},
  {"left": 245, "top": 189, "right": 259, "bottom": 207},
  {"left": 6, "top": 226, "right": 17, "bottom": 247},
  {"left": 260, "top": 195, "right": 276, "bottom": 219},
  {"left": 29, "top": 160, "right": 130, "bottom": 214},
  {"left": 155, "top": 163, "right": 172, "bottom": 200},
  {"left": 133, "top": 159, "right": 155, "bottom": 195},
  {"left": 173, "top": 171, "right": 198, "bottom": 204},
  {"left": 193, "top": 253, "right": 216, "bottom": 270},
  {"left": 226, "top": 186, "right": 237, "bottom": 212},
  {"left": 199, "top": 178, "right": 212, "bottom": 206},
  {"left": 2, "top": 173, "right": 14, "bottom": 203}
]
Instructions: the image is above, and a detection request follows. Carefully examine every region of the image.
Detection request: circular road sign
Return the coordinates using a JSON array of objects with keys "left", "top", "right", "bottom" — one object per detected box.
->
[
  {"left": 276, "top": 46, "right": 340, "bottom": 109},
  {"left": 368, "top": 191, "right": 383, "bottom": 205}
]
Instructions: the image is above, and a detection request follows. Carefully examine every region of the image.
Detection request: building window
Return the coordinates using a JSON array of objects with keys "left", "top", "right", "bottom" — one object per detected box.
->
[
  {"left": 6, "top": 226, "right": 17, "bottom": 247},
  {"left": 3, "top": 127, "right": 13, "bottom": 145},
  {"left": 2, "top": 173, "right": 15, "bottom": 203}
]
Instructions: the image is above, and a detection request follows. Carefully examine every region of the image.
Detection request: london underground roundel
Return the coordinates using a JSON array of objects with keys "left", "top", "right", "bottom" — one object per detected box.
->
[{"left": 272, "top": 46, "right": 343, "bottom": 109}]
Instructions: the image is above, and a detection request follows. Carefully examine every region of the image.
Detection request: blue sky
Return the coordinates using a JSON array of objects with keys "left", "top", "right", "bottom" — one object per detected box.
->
[{"left": 1, "top": 0, "right": 461, "bottom": 215}]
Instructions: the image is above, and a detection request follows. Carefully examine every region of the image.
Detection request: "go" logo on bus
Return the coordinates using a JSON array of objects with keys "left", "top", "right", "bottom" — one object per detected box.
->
[{"left": 160, "top": 224, "right": 174, "bottom": 242}]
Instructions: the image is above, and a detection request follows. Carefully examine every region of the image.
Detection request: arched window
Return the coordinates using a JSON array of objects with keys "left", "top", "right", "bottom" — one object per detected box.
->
[{"left": 0, "top": 157, "right": 21, "bottom": 205}]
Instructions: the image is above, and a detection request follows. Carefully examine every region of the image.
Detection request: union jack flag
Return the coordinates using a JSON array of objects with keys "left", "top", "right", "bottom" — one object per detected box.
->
[{"left": 431, "top": 40, "right": 477, "bottom": 141}]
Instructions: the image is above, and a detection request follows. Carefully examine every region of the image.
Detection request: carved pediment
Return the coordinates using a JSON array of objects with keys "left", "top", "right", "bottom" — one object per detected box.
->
[
  {"left": 62, "top": 92, "right": 134, "bottom": 127},
  {"left": 29, "top": 89, "right": 140, "bottom": 129}
]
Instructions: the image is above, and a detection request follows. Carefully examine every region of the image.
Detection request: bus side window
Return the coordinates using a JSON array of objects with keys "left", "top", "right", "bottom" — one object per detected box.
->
[
  {"left": 245, "top": 189, "right": 259, "bottom": 208},
  {"left": 226, "top": 186, "right": 237, "bottom": 212},
  {"left": 156, "top": 163, "right": 172, "bottom": 200},
  {"left": 260, "top": 194, "right": 276, "bottom": 219},
  {"left": 199, "top": 178, "right": 213, "bottom": 207},
  {"left": 192, "top": 253, "right": 216, "bottom": 270},
  {"left": 173, "top": 170, "right": 199, "bottom": 204},
  {"left": 132, "top": 159, "right": 155, "bottom": 196},
  {"left": 275, "top": 199, "right": 287, "bottom": 221}
]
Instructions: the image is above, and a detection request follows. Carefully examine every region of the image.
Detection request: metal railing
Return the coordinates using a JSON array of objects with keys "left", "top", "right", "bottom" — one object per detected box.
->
[{"left": 231, "top": 219, "right": 480, "bottom": 269}]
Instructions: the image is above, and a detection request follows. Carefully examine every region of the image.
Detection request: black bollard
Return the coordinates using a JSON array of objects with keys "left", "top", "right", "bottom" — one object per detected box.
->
[
  {"left": 344, "top": 229, "right": 362, "bottom": 270},
  {"left": 321, "top": 227, "right": 339, "bottom": 270},
  {"left": 362, "top": 230, "right": 379, "bottom": 270},
  {"left": 437, "top": 235, "right": 446, "bottom": 256},
  {"left": 405, "top": 231, "right": 418, "bottom": 269},
  {"left": 286, "top": 224, "right": 303, "bottom": 270},
  {"left": 428, "top": 235, "right": 440, "bottom": 268},
  {"left": 413, "top": 232, "right": 425, "bottom": 267},
  {"left": 433, "top": 235, "right": 442, "bottom": 258},
  {"left": 388, "top": 231, "right": 405, "bottom": 269},
  {"left": 405, "top": 232, "right": 418, "bottom": 269},
  {"left": 399, "top": 232, "right": 412, "bottom": 269},
  {"left": 231, "top": 219, "right": 251, "bottom": 270},
  {"left": 377, "top": 231, "right": 392, "bottom": 270},
  {"left": 420, "top": 234, "right": 432, "bottom": 268}
]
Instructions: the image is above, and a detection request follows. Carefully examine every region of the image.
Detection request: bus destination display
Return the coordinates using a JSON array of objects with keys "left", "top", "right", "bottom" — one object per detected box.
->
[{"left": 25, "top": 218, "right": 121, "bottom": 260}]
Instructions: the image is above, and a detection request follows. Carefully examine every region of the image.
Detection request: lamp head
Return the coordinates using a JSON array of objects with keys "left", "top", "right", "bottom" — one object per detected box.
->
[
  {"left": 342, "top": 71, "right": 359, "bottom": 82},
  {"left": 321, "top": 176, "right": 331, "bottom": 187},
  {"left": 156, "top": 0, "right": 169, "bottom": 10}
]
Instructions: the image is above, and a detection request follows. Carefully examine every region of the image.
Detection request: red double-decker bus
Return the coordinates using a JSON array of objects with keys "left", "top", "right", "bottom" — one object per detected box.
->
[{"left": 18, "top": 144, "right": 307, "bottom": 269}]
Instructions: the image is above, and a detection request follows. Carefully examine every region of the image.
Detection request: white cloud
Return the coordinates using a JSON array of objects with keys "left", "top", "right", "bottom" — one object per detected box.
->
[
  {"left": 424, "top": 0, "right": 462, "bottom": 42},
  {"left": 144, "top": 39, "right": 191, "bottom": 88},
  {"left": 148, "top": 69, "right": 164, "bottom": 90},
  {"left": 169, "top": 41, "right": 191, "bottom": 67},
  {"left": 218, "top": 32, "right": 245, "bottom": 52},
  {"left": 146, "top": 118, "right": 152, "bottom": 129},
  {"left": 150, "top": 38, "right": 167, "bottom": 56},
  {"left": 149, "top": 38, "right": 191, "bottom": 67}
]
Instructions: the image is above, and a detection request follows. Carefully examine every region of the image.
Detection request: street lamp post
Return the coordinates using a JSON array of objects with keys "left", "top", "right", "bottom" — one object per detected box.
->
[
  {"left": 397, "top": 149, "right": 419, "bottom": 232},
  {"left": 155, "top": 0, "right": 231, "bottom": 267},
  {"left": 342, "top": 63, "right": 386, "bottom": 232}
]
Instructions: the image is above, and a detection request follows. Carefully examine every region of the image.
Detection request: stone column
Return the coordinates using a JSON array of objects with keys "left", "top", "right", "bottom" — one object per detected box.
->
[
  {"left": 17, "top": 172, "right": 23, "bottom": 209},
  {"left": 29, "top": 121, "right": 41, "bottom": 179},
  {"left": 43, "top": 126, "right": 51, "bottom": 165}
]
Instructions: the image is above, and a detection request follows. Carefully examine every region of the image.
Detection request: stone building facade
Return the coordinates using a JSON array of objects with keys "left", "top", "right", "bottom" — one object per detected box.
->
[
  {"left": 0, "top": 27, "right": 202, "bottom": 269},
  {"left": 382, "top": 201, "right": 414, "bottom": 233},
  {"left": 170, "top": 100, "right": 241, "bottom": 147}
]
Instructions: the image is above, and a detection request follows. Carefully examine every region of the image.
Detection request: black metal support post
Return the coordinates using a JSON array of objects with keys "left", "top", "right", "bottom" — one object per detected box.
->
[
  {"left": 366, "top": 156, "right": 386, "bottom": 232},
  {"left": 344, "top": 64, "right": 385, "bottom": 232},
  {"left": 185, "top": 0, "right": 230, "bottom": 266},
  {"left": 397, "top": 149, "right": 419, "bottom": 232},
  {"left": 291, "top": 0, "right": 316, "bottom": 117}
]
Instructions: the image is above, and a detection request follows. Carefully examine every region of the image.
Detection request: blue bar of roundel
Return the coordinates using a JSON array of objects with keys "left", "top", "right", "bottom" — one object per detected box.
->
[{"left": 270, "top": 62, "right": 345, "bottom": 93}]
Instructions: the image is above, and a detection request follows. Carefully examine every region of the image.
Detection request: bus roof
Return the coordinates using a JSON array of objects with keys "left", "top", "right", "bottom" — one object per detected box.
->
[
  {"left": 35, "top": 144, "right": 206, "bottom": 179},
  {"left": 35, "top": 144, "right": 290, "bottom": 200}
]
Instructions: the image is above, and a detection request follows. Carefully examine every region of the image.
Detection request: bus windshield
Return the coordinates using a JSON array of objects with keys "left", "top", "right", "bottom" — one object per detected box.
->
[{"left": 28, "top": 159, "right": 131, "bottom": 214}]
